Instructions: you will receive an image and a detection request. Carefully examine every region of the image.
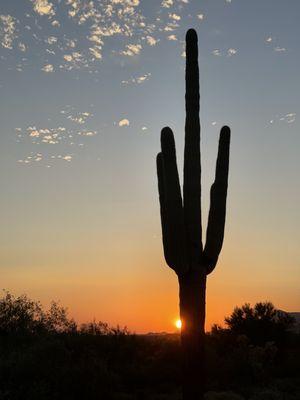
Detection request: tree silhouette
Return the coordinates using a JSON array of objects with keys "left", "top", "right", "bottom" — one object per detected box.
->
[
  {"left": 225, "top": 302, "right": 295, "bottom": 345},
  {"left": 156, "top": 29, "right": 231, "bottom": 399}
]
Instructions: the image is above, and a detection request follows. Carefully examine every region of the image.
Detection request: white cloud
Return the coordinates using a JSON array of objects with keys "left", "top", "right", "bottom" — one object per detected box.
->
[
  {"left": 197, "top": 14, "right": 204, "bottom": 21},
  {"left": 265, "top": 37, "right": 272, "bottom": 43},
  {"left": 167, "top": 34, "right": 177, "bottom": 41},
  {"left": 227, "top": 48, "right": 237, "bottom": 56},
  {"left": 46, "top": 36, "right": 57, "bottom": 45},
  {"left": 119, "top": 119, "right": 130, "bottom": 127},
  {"left": 161, "top": 0, "right": 173, "bottom": 8},
  {"left": 146, "top": 36, "right": 158, "bottom": 46},
  {"left": 41, "top": 64, "right": 54, "bottom": 72},
  {"left": 78, "top": 130, "right": 97, "bottom": 136},
  {"left": 122, "top": 72, "right": 151, "bottom": 85},
  {"left": 274, "top": 46, "right": 286, "bottom": 52},
  {"left": 89, "top": 47, "right": 102, "bottom": 59},
  {"left": 31, "top": 0, "right": 55, "bottom": 16},
  {"left": 64, "top": 54, "right": 73, "bottom": 62},
  {"left": 212, "top": 49, "right": 221, "bottom": 56},
  {"left": 169, "top": 13, "right": 181, "bottom": 21},
  {"left": 121, "top": 43, "right": 142, "bottom": 56},
  {"left": 62, "top": 155, "right": 72, "bottom": 161},
  {"left": 25, "top": 126, "right": 66, "bottom": 144},
  {"left": 284, "top": 113, "right": 296, "bottom": 123},
  {"left": 18, "top": 42, "right": 26, "bottom": 52},
  {"left": 67, "top": 111, "right": 92, "bottom": 124},
  {"left": 0, "top": 15, "right": 17, "bottom": 49}
]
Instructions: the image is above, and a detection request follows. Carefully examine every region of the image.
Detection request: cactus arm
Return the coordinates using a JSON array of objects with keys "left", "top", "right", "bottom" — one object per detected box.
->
[
  {"left": 158, "top": 127, "right": 188, "bottom": 275},
  {"left": 204, "top": 126, "right": 231, "bottom": 274},
  {"left": 156, "top": 152, "right": 173, "bottom": 268},
  {"left": 183, "top": 29, "right": 203, "bottom": 261}
]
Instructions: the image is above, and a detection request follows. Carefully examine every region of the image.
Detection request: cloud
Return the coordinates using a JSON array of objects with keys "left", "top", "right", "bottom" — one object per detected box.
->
[
  {"left": 78, "top": 130, "right": 97, "bottom": 136},
  {"left": 62, "top": 155, "right": 72, "bottom": 161},
  {"left": 146, "top": 36, "right": 158, "bottom": 46},
  {"left": 24, "top": 126, "right": 66, "bottom": 144},
  {"left": 89, "top": 47, "right": 102, "bottom": 59},
  {"left": 18, "top": 153, "right": 43, "bottom": 164},
  {"left": 161, "top": 0, "right": 173, "bottom": 8},
  {"left": 0, "top": 15, "right": 17, "bottom": 49},
  {"left": 227, "top": 48, "right": 237, "bottom": 56},
  {"left": 122, "top": 72, "right": 151, "bottom": 85},
  {"left": 18, "top": 42, "right": 26, "bottom": 52},
  {"left": 167, "top": 34, "right": 177, "bottom": 41},
  {"left": 46, "top": 36, "right": 57, "bottom": 45},
  {"left": 67, "top": 111, "right": 92, "bottom": 124},
  {"left": 41, "top": 64, "right": 54, "bottom": 72},
  {"left": 281, "top": 113, "right": 296, "bottom": 124},
  {"left": 197, "top": 14, "right": 204, "bottom": 21},
  {"left": 121, "top": 43, "right": 142, "bottom": 56},
  {"left": 265, "top": 37, "right": 272, "bottom": 43},
  {"left": 31, "top": 0, "right": 55, "bottom": 16},
  {"left": 169, "top": 13, "right": 181, "bottom": 21},
  {"left": 274, "top": 46, "right": 286, "bottom": 52},
  {"left": 119, "top": 119, "right": 130, "bottom": 127},
  {"left": 212, "top": 49, "right": 221, "bottom": 56},
  {"left": 269, "top": 112, "right": 296, "bottom": 125}
]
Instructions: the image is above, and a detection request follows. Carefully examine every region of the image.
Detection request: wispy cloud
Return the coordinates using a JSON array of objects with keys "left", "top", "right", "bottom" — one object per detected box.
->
[
  {"left": 122, "top": 73, "right": 151, "bottom": 85},
  {"left": 31, "top": 0, "right": 55, "bottom": 16},
  {"left": 146, "top": 36, "right": 158, "bottom": 46},
  {"left": 121, "top": 43, "right": 142, "bottom": 56},
  {"left": 41, "top": 64, "right": 54, "bottom": 72},
  {"left": 274, "top": 46, "right": 286, "bottom": 52},
  {"left": 212, "top": 49, "right": 221, "bottom": 56},
  {"left": 0, "top": 15, "right": 17, "bottom": 49},
  {"left": 161, "top": 0, "right": 173, "bottom": 8},
  {"left": 169, "top": 13, "right": 181, "bottom": 21},
  {"left": 227, "top": 48, "right": 237, "bottom": 56}
]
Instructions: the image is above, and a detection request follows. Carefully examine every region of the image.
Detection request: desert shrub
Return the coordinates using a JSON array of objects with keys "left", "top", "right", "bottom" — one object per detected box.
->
[
  {"left": 224, "top": 302, "right": 294, "bottom": 346},
  {"left": 0, "top": 291, "right": 76, "bottom": 335}
]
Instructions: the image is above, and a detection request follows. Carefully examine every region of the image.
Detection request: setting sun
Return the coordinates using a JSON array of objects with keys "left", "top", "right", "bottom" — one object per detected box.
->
[{"left": 175, "top": 319, "right": 182, "bottom": 329}]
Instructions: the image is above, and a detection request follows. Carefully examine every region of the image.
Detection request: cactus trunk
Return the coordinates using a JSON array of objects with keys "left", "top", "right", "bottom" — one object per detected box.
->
[
  {"left": 156, "top": 28, "right": 230, "bottom": 399},
  {"left": 179, "top": 269, "right": 206, "bottom": 398}
]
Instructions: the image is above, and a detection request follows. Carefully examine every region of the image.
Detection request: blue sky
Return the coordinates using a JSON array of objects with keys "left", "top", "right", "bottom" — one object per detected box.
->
[{"left": 0, "top": 0, "right": 299, "bottom": 331}]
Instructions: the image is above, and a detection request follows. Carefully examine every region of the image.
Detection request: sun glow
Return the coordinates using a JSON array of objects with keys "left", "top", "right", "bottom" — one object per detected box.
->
[{"left": 175, "top": 319, "right": 182, "bottom": 329}]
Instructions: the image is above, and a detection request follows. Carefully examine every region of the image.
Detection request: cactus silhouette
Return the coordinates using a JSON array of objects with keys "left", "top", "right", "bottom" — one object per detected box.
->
[{"left": 156, "top": 29, "right": 231, "bottom": 399}]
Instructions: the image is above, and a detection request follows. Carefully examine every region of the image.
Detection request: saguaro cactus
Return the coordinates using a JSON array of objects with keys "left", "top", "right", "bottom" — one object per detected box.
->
[{"left": 156, "top": 29, "right": 231, "bottom": 399}]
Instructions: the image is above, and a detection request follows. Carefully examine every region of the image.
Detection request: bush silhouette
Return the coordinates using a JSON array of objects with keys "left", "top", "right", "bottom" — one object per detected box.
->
[
  {"left": 0, "top": 290, "right": 76, "bottom": 335},
  {"left": 0, "top": 292, "right": 299, "bottom": 399},
  {"left": 224, "top": 302, "right": 294, "bottom": 345}
]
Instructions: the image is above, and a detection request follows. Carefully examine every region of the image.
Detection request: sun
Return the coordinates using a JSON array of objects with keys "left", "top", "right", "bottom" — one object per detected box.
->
[{"left": 175, "top": 319, "right": 182, "bottom": 329}]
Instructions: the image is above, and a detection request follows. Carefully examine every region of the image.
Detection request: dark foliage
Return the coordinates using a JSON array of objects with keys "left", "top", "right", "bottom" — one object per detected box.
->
[
  {"left": 224, "top": 302, "right": 295, "bottom": 346},
  {"left": 0, "top": 293, "right": 299, "bottom": 400}
]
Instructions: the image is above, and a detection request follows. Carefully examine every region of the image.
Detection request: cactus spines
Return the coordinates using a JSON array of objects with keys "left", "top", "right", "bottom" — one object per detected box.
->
[{"left": 156, "top": 29, "right": 231, "bottom": 399}]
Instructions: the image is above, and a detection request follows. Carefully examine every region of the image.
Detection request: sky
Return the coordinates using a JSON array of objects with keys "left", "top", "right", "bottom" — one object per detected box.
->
[{"left": 0, "top": 0, "right": 299, "bottom": 333}]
